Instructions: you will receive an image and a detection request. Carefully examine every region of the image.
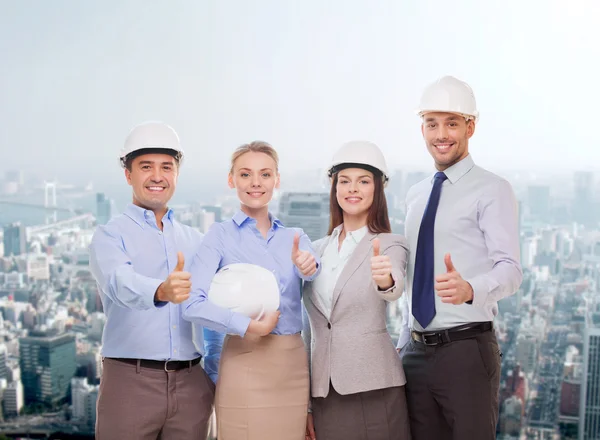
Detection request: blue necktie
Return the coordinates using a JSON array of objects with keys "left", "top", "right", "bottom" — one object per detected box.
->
[{"left": 412, "top": 171, "right": 447, "bottom": 328}]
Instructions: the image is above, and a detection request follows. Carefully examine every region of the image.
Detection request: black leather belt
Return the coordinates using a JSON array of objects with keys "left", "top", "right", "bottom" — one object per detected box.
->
[
  {"left": 110, "top": 357, "right": 202, "bottom": 372},
  {"left": 411, "top": 322, "right": 493, "bottom": 346}
]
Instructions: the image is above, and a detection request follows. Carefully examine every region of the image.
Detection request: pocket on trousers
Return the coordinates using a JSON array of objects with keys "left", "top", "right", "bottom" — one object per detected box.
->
[{"left": 474, "top": 335, "right": 501, "bottom": 379}]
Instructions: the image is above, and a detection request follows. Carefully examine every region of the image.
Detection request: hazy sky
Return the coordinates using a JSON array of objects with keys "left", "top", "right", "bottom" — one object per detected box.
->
[{"left": 1, "top": 0, "right": 599, "bottom": 185}]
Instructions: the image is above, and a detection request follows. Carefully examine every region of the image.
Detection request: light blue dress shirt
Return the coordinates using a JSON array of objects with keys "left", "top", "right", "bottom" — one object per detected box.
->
[
  {"left": 183, "top": 211, "right": 321, "bottom": 336},
  {"left": 89, "top": 203, "right": 223, "bottom": 382}
]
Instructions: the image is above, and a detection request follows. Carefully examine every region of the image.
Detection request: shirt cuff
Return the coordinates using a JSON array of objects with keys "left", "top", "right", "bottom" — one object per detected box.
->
[
  {"left": 373, "top": 271, "right": 398, "bottom": 293},
  {"left": 227, "top": 313, "right": 252, "bottom": 337},
  {"left": 143, "top": 278, "right": 165, "bottom": 309},
  {"left": 296, "top": 263, "right": 321, "bottom": 282},
  {"left": 465, "top": 275, "right": 499, "bottom": 308}
]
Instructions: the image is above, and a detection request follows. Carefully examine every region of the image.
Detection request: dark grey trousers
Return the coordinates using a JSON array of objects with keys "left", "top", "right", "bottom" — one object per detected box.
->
[
  {"left": 312, "top": 383, "right": 411, "bottom": 440},
  {"left": 96, "top": 357, "right": 215, "bottom": 440},
  {"left": 402, "top": 329, "right": 501, "bottom": 440}
]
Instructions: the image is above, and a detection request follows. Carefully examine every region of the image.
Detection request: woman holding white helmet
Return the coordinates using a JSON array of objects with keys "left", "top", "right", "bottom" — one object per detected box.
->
[
  {"left": 302, "top": 141, "right": 411, "bottom": 440},
  {"left": 182, "top": 141, "right": 320, "bottom": 440}
]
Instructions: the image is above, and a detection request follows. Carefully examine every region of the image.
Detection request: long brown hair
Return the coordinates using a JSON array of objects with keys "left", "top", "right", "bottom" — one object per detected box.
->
[{"left": 327, "top": 171, "right": 391, "bottom": 235}]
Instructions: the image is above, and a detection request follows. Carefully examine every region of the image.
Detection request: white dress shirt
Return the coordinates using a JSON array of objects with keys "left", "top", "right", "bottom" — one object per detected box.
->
[
  {"left": 404, "top": 154, "right": 523, "bottom": 332},
  {"left": 311, "top": 225, "right": 368, "bottom": 319}
]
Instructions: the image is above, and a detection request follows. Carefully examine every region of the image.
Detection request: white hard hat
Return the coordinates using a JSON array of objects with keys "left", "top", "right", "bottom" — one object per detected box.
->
[
  {"left": 120, "top": 121, "right": 183, "bottom": 164},
  {"left": 417, "top": 76, "right": 479, "bottom": 121},
  {"left": 327, "top": 141, "right": 389, "bottom": 185},
  {"left": 207, "top": 263, "right": 280, "bottom": 320}
]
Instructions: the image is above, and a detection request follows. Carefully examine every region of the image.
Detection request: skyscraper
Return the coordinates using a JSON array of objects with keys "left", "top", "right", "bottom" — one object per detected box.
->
[
  {"left": 19, "top": 331, "right": 77, "bottom": 406},
  {"left": 527, "top": 185, "right": 551, "bottom": 220},
  {"left": 278, "top": 192, "right": 330, "bottom": 241},
  {"left": 0, "top": 343, "right": 7, "bottom": 380},
  {"left": 579, "top": 327, "right": 600, "bottom": 440},
  {"left": 3, "top": 223, "right": 26, "bottom": 257},
  {"left": 202, "top": 205, "right": 223, "bottom": 223},
  {"left": 96, "top": 193, "right": 113, "bottom": 225},
  {"left": 573, "top": 171, "right": 595, "bottom": 227}
]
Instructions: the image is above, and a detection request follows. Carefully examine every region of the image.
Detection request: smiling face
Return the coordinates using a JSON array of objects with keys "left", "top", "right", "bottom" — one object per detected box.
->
[
  {"left": 335, "top": 167, "right": 375, "bottom": 222},
  {"left": 421, "top": 112, "right": 475, "bottom": 170},
  {"left": 228, "top": 151, "right": 280, "bottom": 215},
  {"left": 125, "top": 153, "right": 178, "bottom": 212}
]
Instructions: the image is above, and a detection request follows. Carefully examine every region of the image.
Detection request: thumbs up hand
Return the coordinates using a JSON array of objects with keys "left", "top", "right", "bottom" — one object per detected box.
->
[
  {"left": 292, "top": 233, "right": 317, "bottom": 277},
  {"left": 371, "top": 238, "right": 394, "bottom": 290},
  {"left": 434, "top": 253, "right": 474, "bottom": 305},
  {"left": 155, "top": 252, "right": 192, "bottom": 304}
]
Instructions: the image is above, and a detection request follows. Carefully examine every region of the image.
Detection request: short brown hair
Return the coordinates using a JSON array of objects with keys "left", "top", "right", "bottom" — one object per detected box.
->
[
  {"left": 327, "top": 172, "right": 391, "bottom": 235},
  {"left": 230, "top": 141, "right": 279, "bottom": 173}
]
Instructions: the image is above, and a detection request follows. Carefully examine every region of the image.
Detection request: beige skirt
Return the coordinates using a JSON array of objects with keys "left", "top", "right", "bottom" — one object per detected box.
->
[{"left": 215, "top": 333, "right": 309, "bottom": 440}]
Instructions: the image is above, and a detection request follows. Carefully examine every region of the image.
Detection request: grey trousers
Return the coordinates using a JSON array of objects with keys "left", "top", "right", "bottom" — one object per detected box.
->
[
  {"left": 96, "top": 357, "right": 215, "bottom": 440},
  {"left": 312, "top": 383, "right": 411, "bottom": 440},
  {"left": 402, "top": 329, "right": 501, "bottom": 440}
]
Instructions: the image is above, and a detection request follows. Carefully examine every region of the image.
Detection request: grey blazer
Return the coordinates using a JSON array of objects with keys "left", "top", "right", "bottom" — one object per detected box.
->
[{"left": 302, "top": 231, "right": 408, "bottom": 398}]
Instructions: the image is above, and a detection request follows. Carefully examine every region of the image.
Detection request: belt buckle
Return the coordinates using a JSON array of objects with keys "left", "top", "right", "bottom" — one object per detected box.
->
[
  {"left": 164, "top": 360, "right": 176, "bottom": 373},
  {"left": 422, "top": 332, "right": 440, "bottom": 346}
]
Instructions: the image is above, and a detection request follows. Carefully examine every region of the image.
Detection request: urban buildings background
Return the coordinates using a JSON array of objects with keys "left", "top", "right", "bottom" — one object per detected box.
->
[{"left": 0, "top": 166, "right": 598, "bottom": 439}]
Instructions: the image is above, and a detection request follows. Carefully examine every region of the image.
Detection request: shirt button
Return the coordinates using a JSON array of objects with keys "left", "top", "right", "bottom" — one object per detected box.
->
[
  {"left": 172, "top": 325, "right": 176, "bottom": 329},
  {"left": 173, "top": 349, "right": 177, "bottom": 353},
  {"left": 158, "top": 231, "right": 163, "bottom": 235},
  {"left": 327, "top": 323, "right": 331, "bottom": 329}
]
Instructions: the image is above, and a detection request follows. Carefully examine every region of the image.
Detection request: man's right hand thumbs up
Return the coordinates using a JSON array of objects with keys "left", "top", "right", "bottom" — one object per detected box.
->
[{"left": 154, "top": 252, "right": 192, "bottom": 304}]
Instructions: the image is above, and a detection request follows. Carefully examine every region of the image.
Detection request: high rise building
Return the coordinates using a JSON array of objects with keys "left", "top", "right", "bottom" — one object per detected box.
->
[
  {"left": 0, "top": 344, "right": 7, "bottom": 380},
  {"left": 573, "top": 171, "right": 595, "bottom": 227},
  {"left": 580, "top": 327, "right": 600, "bottom": 440},
  {"left": 71, "top": 377, "right": 99, "bottom": 428},
  {"left": 278, "top": 192, "right": 330, "bottom": 241},
  {"left": 516, "top": 334, "right": 538, "bottom": 374},
  {"left": 202, "top": 205, "right": 223, "bottom": 223},
  {"left": 528, "top": 185, "right": 551, "bottom": 220},
  {"left": 27, "top": 254, "right": 50, "bottom": 281},
  {"left": 19, "top": 331, "right": 77, "bottom": 406},
  {"left": 3, "top": 380, "right": 24, "bottom": 417},
  {"left": 96, "top": 192, "right": 114, "bottom": 225},
  {"left": 3, "top": 223, "right": 26, "bottom": 257}
]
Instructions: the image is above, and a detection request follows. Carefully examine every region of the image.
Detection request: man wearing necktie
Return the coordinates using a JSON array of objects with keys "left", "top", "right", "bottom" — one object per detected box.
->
[{"left": 398, "top": 76, "right": 523, "bottom": 440}]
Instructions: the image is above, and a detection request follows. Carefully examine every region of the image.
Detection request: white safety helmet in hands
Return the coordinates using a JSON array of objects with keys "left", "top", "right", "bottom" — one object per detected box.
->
[
  {"left": 207, "top": 263, "right": 280, "bottom": 320},
  {"left": 416, "top": 76, "right": 479, "bottom": 122},
  {"left": 120, "top": 121, "right": 184, "bottom": 167},
  {"left": 327, "top": 141, "right": 390, "bottom": 186}
]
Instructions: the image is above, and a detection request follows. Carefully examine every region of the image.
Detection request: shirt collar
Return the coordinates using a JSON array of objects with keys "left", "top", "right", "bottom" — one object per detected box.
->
[
  {"left": 124, "top": 203, "right": 174, "bottom": 228},
  {"left": 431, "top": 154, "right": 475, "bottom": 185},
  {"left": 331, "top": 224, "right": 368, "bottom": 244},
  {"left": 232, "top": 210, "right": 283, "bottom": 229}
]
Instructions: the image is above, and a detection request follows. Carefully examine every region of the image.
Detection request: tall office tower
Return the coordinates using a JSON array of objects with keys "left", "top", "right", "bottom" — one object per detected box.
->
[
  {"left": 3, "top": 223, "right": 26, "bottom": 257},
  {"left": 278, "top": 192, "right": 330, "bottom": 241},
  {"left": 19, "top": 331, "right": 77, "bottom": 406},
  {"left": 580, "top": 327, "right": 600, "bottom": 439},
  {"left": 96, "top": 192, "right": 114, "bottom": 225},
  {"left": 573, "top": 171, "right": 595, "bottom": 227}
]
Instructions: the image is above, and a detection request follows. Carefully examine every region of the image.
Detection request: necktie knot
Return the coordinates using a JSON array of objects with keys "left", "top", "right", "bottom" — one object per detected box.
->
[{"left": 434, "top": 171, "right": 447, "bottom": 183}]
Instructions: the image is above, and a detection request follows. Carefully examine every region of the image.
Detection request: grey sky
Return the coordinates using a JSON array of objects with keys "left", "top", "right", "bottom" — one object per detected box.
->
[{"left": 1, "top": 0, "right": 599, "bottom": 184}]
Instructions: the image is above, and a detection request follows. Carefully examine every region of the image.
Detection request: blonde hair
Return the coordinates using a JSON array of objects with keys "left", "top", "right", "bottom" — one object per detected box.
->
[{"left": 230, "top": 141, "right": 279, "bottom": 173}]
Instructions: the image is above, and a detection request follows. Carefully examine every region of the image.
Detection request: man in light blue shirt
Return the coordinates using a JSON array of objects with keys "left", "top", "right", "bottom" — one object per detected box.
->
[{"left": 89, "top": 121, "right": 223, "bottom": 440}]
